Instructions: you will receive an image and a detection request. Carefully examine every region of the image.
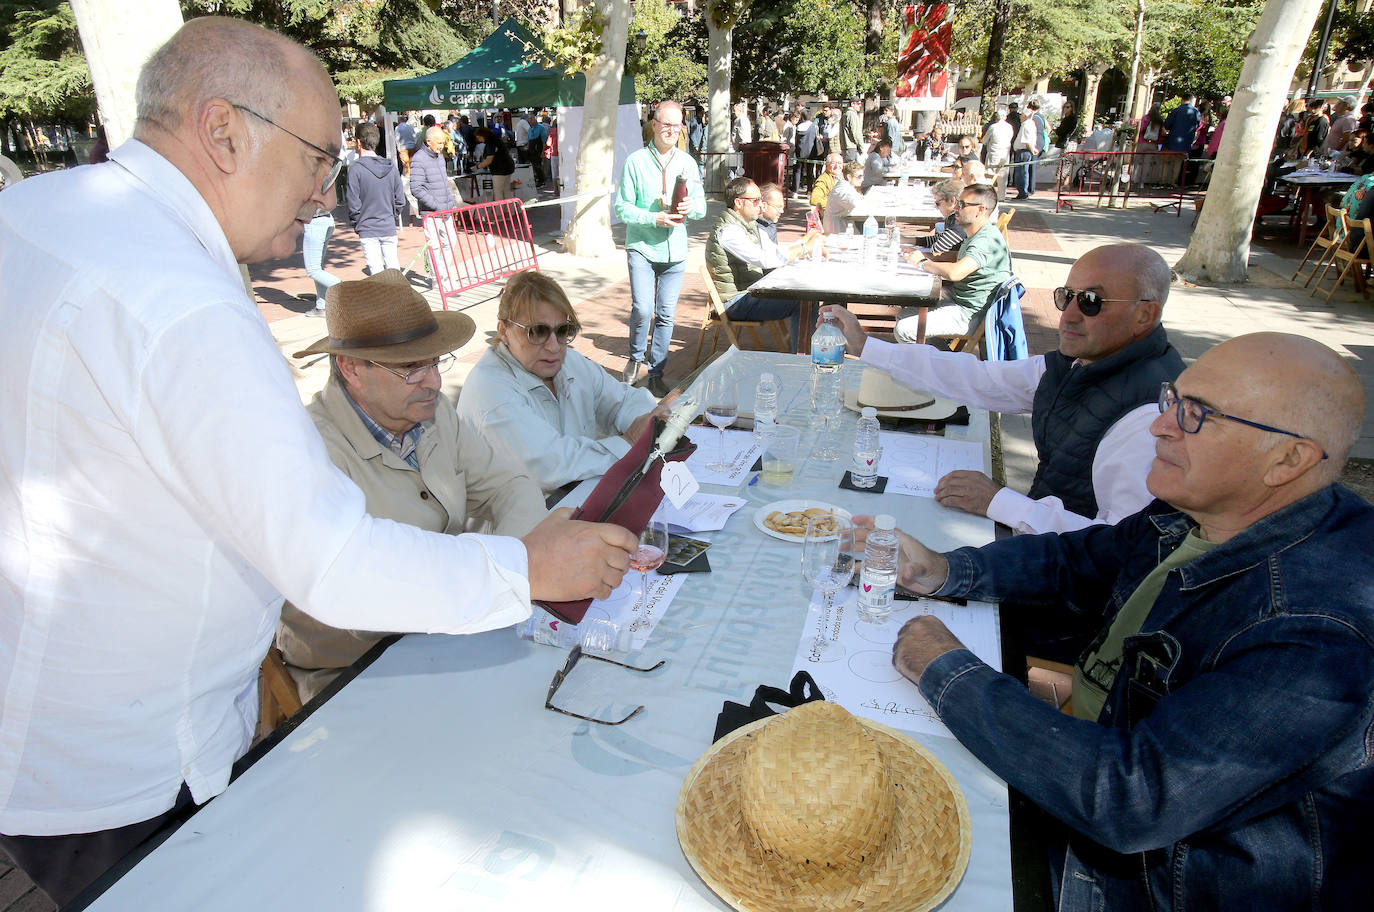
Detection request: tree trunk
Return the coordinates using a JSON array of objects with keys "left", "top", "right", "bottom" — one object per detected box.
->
[
  {"left": 980, "top": 0, "right": 1012, "bottom": 123},
  {"left": 562, "top": 0, "right": 634, "bottom": 258},
  {"left": 865, "top": 0, "right": 882, "bottom": 58},
  {"left": 1175, "top": 0, "right": 1326, "bottom": 284},
  {"left": 68, "top": 0, "right": 183, "bottom": 148},
  {"left": 705, "top": 2, "right": 735, "bottom": 195}
]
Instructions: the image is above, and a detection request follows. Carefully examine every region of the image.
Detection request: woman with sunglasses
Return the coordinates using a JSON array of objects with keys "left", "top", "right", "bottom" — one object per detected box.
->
[{"left": 458, "top": 271, "right": 678, "bottom": 494}]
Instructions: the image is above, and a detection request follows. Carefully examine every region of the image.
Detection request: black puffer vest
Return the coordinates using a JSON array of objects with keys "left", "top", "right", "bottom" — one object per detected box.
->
[{"left": 1028, "top": 324, "right": 1183, "bottom": 517}]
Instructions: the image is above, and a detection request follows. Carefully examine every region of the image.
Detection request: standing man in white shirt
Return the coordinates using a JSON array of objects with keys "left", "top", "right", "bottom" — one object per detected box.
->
[
  {"left": 981, "top": 109, "right": 1014, "bottom": 197},
  {"left": 822, "top": 243, "right": 1183, "bottom": 535},
  {"left": 1011, "top": 107, "right": 1039, "bottom": 199},
  {"left": 0, "top": 18, "right": 635, "bottom": 907}
]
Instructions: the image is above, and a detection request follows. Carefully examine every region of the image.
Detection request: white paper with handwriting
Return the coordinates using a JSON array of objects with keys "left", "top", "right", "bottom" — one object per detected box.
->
[
  {"left": 790, "top": 589, "right": 1002, "bottom": 739},
  {"left": 875, "top": 434, "right": 985, "bottom": 498}
]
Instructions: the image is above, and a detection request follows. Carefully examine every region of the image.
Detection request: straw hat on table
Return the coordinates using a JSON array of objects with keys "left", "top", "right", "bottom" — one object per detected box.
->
[
  {"left": 293, "top": 269, "right": 474, "bottom": 361},
  {"left": 676, "top": 700, "right": 970, "bottom": 912}
]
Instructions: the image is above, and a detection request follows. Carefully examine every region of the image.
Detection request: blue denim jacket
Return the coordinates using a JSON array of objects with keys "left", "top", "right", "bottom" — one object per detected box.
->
[{"left": 920, "top": 485, "right": 1374, "bottom": 911}]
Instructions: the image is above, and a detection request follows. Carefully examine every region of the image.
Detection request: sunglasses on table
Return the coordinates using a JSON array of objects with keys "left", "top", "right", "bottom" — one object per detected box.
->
[
  {"left": 1052, "top": 286, "right": 1140, "bottom": 317},
  {"left": 1157, "top": 382, "right": 1328, "bottom": 458},
  {"left": 506, "top": 318, "right": 580, "bottom": 346},
  {"left": 545, "top": 645, "right": 666, "bottom": 725}
]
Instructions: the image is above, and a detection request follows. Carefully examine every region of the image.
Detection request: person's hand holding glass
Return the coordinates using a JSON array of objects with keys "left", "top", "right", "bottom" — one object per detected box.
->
[{"left": 801, "top": 515, "right": 855, "bottom": 662}]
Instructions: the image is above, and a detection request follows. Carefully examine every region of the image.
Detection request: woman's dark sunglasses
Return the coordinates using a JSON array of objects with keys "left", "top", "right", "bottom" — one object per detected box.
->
[
  {"left": 507, "top": 318, "right": 579, "bottom": 346},
  {"left": 1052, "top": 286, "right": 1138, "bottom": 317}
]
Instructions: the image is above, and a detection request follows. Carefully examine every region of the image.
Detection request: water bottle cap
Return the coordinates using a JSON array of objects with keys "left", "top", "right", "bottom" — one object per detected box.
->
[
  {"left": 860, "top": 407, "right": 877, "bottom": 418},
  {"left": 760, "top": 372, "right": 775, "bottom": 382},
  {"left": 875, "top": 515, "right": 896, "bottom": 531}
]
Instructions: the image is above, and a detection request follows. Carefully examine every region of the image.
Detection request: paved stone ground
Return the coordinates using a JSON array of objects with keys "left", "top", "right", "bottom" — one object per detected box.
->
[{"left": 6, "top": 180, "right": 1373, "bottom": 912}]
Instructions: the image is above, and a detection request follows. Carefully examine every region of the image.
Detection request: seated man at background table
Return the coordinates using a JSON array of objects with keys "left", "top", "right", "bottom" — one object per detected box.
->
[
  {"left": 880, "top": 332, "right": 1373, "bottom": 912},
  {"left": 823, "top": 160, "right": 865, "bottom": 233},
  {"left": 278, "top": 271, "right": 548, "bottom": 703},
  {"left": 457, "top": 271, "right": 676, "bottom": 495},
  {"left": 809, "top": 152, "right": 844, "bottom": 215},
  {"left": 893, "top": 183, "right": 1011, "bottom": 340},
  {"left": 825, "top": 242, "right": 1180, "bottom": 536},
  {"left": 862, "top": 137, "right": 894, "bottom": 191},
  {"left": 706, "top": 177, "right": 822, "bottom": 351}
]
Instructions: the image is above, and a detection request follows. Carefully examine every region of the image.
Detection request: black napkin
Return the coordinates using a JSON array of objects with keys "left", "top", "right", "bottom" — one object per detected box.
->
[
  {"left": 713, "top": 671, "right": 825, "bottom": 742},
  {"left": 660, "top": 553, "right": 711, "bottom": 575},
  {"left": 839, "top": 471, "right": 888, "bottom": 493}
]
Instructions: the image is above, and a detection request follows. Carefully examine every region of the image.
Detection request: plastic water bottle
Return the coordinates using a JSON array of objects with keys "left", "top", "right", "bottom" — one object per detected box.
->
[
  {"left": 858, "top": 515, "right": 899, "bottom": 623},
  {"left": 886, "top": 227, "right": 901, "bottom": 271},
  {"left": 862, "top": 215, "right": 879, "bottom": 266},
  {"left": 809, "top": 313, "right": 845, "bottom": 430},
  {"left": 843, "top": 221, "right": 855, "bottom": 248},
  {"left": 753, "top": 372, "right": 779, "bottom": 442},
  {"left": 851, "top": 406, "right": 880, "bottom": 488}
]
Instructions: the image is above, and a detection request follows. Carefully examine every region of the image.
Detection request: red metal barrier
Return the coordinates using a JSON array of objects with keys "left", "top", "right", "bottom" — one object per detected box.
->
[
  {"left": 421, "top": 198, "right": 539, "bottom": 310},
  {"left": 1055, "top": 149, "right": 1188, "bottom": 214}
]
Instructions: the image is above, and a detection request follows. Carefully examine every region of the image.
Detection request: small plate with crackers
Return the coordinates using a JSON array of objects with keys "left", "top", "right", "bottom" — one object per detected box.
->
[{"left": 753, "top": 500, "right": 853, "bottom": 543}]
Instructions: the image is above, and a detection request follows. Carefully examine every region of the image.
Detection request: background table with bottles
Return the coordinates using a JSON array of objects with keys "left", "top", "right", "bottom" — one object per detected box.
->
[
  {"left": 79, "top": 352, "right": 1019, "bottom": 912},
  {"left": 848, "top": 184, "right": 945, "bottom": 223},
  {"left": 749, "top": 254, "right": 943, "bottom": 350}
]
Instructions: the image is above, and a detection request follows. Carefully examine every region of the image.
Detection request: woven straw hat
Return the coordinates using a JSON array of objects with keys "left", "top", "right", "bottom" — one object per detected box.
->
[
  {"left": 676, "top": 700, "right": 970, "bottom": 912},
  {"left": 293, "top": 269, "right": 474, "bottom": 361}
]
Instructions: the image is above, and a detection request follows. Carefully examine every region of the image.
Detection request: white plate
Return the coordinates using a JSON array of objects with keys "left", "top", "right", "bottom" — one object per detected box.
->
[{"left": 753, "top": 500, "right": 853, "bottom": 543}]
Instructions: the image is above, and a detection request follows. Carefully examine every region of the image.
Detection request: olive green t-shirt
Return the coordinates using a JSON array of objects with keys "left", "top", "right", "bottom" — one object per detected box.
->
[
  {"left": 948, "top": 221, "right": 1013, "bottom": 325},
  {"left": 1072, "top": 531, "right": 1218, "bottom": 721}
]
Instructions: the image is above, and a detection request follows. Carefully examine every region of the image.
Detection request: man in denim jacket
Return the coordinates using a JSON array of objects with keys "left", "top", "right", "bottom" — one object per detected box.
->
[{"left": 878, "top": 332, "right": 1372, "bottom": 910}]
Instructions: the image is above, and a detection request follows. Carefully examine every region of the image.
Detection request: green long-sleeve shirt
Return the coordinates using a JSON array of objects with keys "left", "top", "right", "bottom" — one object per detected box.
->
[{"left": 614, "top": 143, "right": 707, "bottom": 264}]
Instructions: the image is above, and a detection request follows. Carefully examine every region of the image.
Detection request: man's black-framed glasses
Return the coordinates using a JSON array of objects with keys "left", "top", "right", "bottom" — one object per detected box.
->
[
  {"left": 1158, "top": 382, "right": 1328, "bottom": 459},
  {"left": 368, "top": 354, "right": 455, "bottom": 385},
  {"left": 232, "top": 103, "right": 343, "bottom": 194},
  {"left": 954, "top": 199, "right": 983, "bottom": 210},
  {"left": 507, "top": 318, "right": 580, "bottom": 347},
  {"left": 545, "top": 645, "right": 665, "bottom": 725},
  {"left": 1052, "top": 286, "right": 1138, "bottom": 317}
]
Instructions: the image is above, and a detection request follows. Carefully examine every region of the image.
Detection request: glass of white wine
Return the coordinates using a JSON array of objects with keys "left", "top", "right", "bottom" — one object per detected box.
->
[
  {"left": 704, "top": 376, "right": 739, "bottom": 473},
  {"left": 801, "top": 515, "right": 855, "bottom": 662}
]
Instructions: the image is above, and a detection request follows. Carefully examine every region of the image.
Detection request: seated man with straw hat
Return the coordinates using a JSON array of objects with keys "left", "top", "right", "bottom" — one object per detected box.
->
[
  {"left": 279, "top": 270, "right": 548, "bottom": 701},
  {"left": 876, "top": 333, "right": 1374, "bottom": 910}
]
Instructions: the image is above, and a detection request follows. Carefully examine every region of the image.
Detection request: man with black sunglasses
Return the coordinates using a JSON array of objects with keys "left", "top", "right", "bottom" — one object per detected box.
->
[
  {"left": 878, "top": 333, "right": 1373, "bottom": 912},
  {"left": 824, "top": 242, "right": 1182, "bottom": 540}
]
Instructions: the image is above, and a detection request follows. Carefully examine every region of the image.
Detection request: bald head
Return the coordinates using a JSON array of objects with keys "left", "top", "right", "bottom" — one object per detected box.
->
[
  {"left": 135, "top": 17, "right": 329, "bottom": 137},
  {"left": 1079, "top": 243, "right": 1172, "bottom": 313},
  {"left": 1206, "top": 333, "right": 1363, "bottom": 476}
]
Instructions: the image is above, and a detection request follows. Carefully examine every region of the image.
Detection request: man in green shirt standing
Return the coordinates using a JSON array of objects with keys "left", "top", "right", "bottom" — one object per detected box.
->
[
  {"left": 614, "top": 99, "right": 707, "bottom": 397},
  {"left": 897, "top": 182, "right": 1011, "bottom": 341}
]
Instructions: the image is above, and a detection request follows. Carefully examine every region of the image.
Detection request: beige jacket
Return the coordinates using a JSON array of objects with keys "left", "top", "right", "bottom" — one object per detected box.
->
[{"left": 276, "top": 376, "right": 546, "bottom": 701}]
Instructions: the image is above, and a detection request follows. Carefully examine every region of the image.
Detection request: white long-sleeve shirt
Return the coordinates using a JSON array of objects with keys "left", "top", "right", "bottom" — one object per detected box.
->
[
  {"left": 456, "top": 344, "right": 656, "bottom": 493},
  {"left": 862, "top": 338, "right": 1158, "bottom": 534},
  {"left": 0, "top": 141, "right": 531, "bottom": 836},
  {"left": 715, "top": 219, "right": 788, "bottom": 276}
]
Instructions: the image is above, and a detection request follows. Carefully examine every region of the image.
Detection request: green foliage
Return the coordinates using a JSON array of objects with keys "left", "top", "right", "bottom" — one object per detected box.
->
[
  {"left": 627, "top": 0, "right": 707, "bottom": 103},
  {"left": 541, "top": 6, "right": 607, "bottom": 74},
  {"left": 732, "top": 0, "right": 874, "bottom": 100},
  {"left": 1152, "top": 0, "right": 1260, "bottom": 100},
  {"left": 0, "top": 1, "right": 93, "bottom": 122}
]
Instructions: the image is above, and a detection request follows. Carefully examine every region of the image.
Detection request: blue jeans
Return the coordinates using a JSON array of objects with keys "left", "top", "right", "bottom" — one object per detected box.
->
[
  {"left": 626, "top": 249, "right": 686, "bottom": 377},
  {"left": 1012, "top": 150, "right": 1034, "bottom": 197},
  {"left": 725, "top": 291, "right": 800, "bottom": 351},
  {"left": 302, "top": 214, "right": 341, "bottom": 307}
]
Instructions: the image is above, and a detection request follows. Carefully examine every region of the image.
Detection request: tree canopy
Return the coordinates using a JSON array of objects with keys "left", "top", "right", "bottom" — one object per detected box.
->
[{"left": 0, "top": 1, "right": 92, "bottom": 123}]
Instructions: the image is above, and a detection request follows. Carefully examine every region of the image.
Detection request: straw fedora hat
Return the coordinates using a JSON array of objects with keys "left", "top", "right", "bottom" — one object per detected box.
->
[
  {"left": 676, "top": 700, "right": 970, "bottom": 912},
  {"left": 293, "top": 269, "right": 474, "bottom": 362}
]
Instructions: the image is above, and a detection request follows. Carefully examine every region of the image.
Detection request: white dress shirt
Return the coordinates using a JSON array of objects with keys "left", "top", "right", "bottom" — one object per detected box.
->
[
  {"left": 715, "top": 219, "right": 788, "bottom": 275},
  {"left": 824, "top": 181, "right": 862, "bottom": 233},
  {"left": 862, "top": 339, "right": 1158, "bottom": 534},
  {"left": 0, "top": 140, "right": 531, "bottom": 836},
  {"left": 456, "top": 344, "right": 656, "bottom": 493}
]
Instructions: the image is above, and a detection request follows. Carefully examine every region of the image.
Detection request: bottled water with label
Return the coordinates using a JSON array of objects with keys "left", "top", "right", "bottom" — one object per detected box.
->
[
  {"left": 851, "top": 406, "right": 880, "bottom": 488},
  {"left": 753, "top": 372, "right": 779, "bottom": 442},
  {"left": 809, "top": 314, "right": 845, "bottom": 430},
  {"left": 858, "top": 515, "right": 899, "bottom": 623},
  {"left": 862, "top": 215, "right": 879, "bottom": 266}
]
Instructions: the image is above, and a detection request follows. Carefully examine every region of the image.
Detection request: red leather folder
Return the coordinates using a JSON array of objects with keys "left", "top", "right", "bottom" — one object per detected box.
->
[{"left": 536, "top": 418, "right": 698, "bottom": 624}]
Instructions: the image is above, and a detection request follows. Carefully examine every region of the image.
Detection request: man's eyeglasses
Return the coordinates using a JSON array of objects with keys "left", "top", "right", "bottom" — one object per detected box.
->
[
  {"left": 506, "top": 318, "right": 579, "bottom": 346},
  {"left": 1052, "top": 286, "right": 1138, "bottom": 317},
  {"left": 232, "top": 103, "right": 343, "bottom": 195},
  {"left": 545, "top": 645, "right": 666, "bottom": 725},
  {"left": 739, "top": 195, "right": 762, "bottom": 203},
  {"left": 368, "top": 354, "right": 454, "bottom": 385},
  {"left": 1158, "top": 382, "right": 1328, "bottom": 458},
  {"left": 954, "top": 199, "right": 984, "bottom": 210},
  {"left": 655, "top": 120, "right": 684, "bottom": 131}
]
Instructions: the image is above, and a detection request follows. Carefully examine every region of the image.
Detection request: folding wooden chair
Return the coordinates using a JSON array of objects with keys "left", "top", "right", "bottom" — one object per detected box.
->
[
  {"left": 1291, "top": 204, "right": 1342, "bottom": 289},
  {"left": 947, "top": 319, "right": 987, "bottom": 358},
  {"left": 996, "top": 206, "right": 1016, "bottom": 245},
  {"left": 692, "top": 265, "right": 790, "bottom": 367},
  {"left": 1311, "top": 210, "right": 1372, "bottom": 301},
  {"left": 256, "top": 646, "right": 303, "bottom": 742}
]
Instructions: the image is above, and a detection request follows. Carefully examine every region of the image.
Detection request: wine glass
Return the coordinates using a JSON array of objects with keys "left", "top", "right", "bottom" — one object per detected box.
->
[
  {"left": 631, "top": 520, "right": 669, "bottom": 615},
  {"left": 801, "top": 515, "right": 855, "bottom": 662},
  {"left": 704, "top": 376, "right": 739, "bottom": 472}
]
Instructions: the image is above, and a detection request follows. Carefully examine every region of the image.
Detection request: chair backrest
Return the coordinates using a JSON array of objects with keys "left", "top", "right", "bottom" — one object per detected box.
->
[
  {"left": 698, "top": 264, "right": 728, "bottom": 319},
  {"left": 1327, "top": 203, "right": 1347, "bottom": 243},
  {"left": 982, "top": 276, "right": 1029, "bottom": 362},
  {"left": 997, "top": 206, "right": 1016, "bottom": 245},
  {"left": 1339, "top": 210, "right": 1373, "bottom": 258}
]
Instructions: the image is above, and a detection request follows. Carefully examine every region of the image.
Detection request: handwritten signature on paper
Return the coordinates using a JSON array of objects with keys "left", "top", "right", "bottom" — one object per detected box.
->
[{"left": 859, "top": 698, "right": 931, "bottom": 718}]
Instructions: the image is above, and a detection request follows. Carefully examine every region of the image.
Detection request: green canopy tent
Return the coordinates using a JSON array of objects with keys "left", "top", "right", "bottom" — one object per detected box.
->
[{"left": 382, "top": 18, "right": 634, "bottom": 111}]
